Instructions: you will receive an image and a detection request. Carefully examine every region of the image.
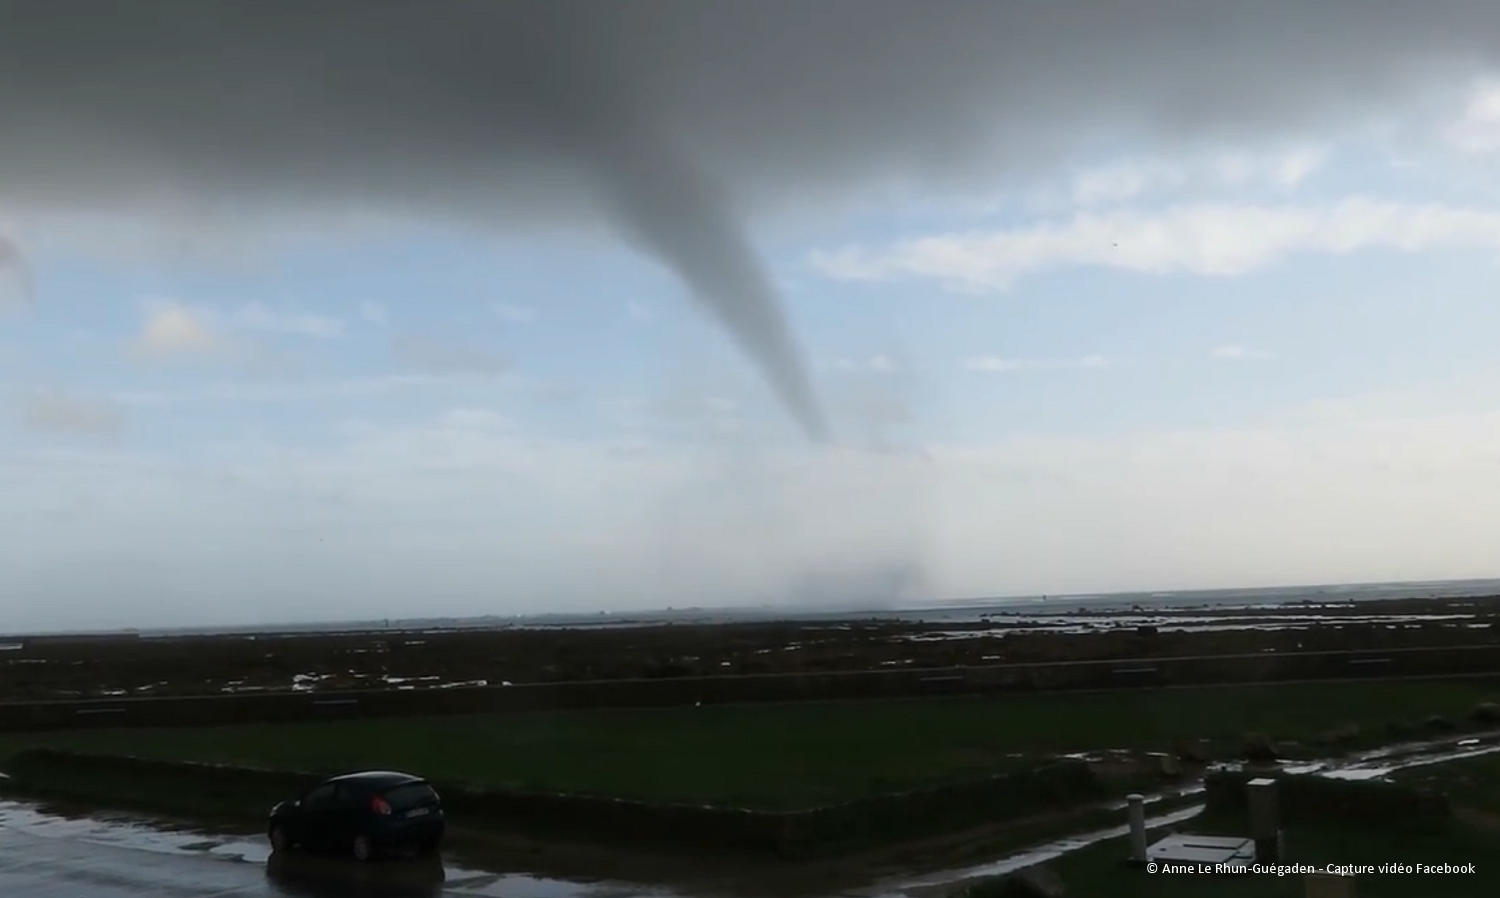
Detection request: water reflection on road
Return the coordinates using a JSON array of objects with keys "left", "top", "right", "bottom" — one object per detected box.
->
[
  {"left": 265, "top": 851, "right": 445, "bottom": 897},
  {"left": 6, "top": 732, "right": 1500, "bottom": 897},
  {"left": 0, "top": 798, "right": 683, "bottom": 898}
]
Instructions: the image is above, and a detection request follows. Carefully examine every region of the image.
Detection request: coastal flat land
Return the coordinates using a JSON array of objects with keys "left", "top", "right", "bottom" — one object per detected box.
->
[
  {"left": 3, "top": 595, "right": 1498, "bottom": 701},
  {"left": 1028, "top": 737, "right": 1500, "bottom": 897},
  {"left": 1036, "top": 811, "right": 1498, "bottom": 898},
  {"left": 2, "top": 678, "right": 1496, "bottom": 809}
]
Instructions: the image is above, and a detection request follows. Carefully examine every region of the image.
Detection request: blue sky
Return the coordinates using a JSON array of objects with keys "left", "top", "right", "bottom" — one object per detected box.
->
[{"left": 9, "top": 79, "right": 1500, "bottom": 631}]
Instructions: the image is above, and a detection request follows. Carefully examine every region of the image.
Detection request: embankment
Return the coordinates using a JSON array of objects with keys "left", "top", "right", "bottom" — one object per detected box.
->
[
  {"left": 4, "top": 644, "right": 1500, "bottom": 733},
  {"left": 1204, "top": 769, "right": 1452, "bottom": 829},
  {"left": 0, "top": 749, "right": 1107, "bottom": 859}
]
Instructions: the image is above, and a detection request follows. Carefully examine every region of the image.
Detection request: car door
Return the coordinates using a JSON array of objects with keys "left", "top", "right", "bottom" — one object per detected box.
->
[
  {"left": 327, "top": 781, "right": 367, "bottom": 849},
  {"left": 295, "top": 783, "right": 339, "bottom": 850}
]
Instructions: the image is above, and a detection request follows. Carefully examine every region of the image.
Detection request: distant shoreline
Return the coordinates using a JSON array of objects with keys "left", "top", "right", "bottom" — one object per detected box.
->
[{"left": 8, "top": 576, "right": 1500, "bottom": 642}]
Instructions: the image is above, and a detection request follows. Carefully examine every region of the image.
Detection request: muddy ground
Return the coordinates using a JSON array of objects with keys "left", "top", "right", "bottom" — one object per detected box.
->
[{"left": 3, "top": 596, "right": 1499, "bottom": 701}]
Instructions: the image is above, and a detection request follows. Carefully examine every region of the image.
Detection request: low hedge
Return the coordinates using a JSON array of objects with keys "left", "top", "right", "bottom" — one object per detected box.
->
[
  {"left": 1, "top": 749, "right": 1105, "bottom": 858},
  {"left": 778, "top": 760, "right": 1106, "bottom": 857}
]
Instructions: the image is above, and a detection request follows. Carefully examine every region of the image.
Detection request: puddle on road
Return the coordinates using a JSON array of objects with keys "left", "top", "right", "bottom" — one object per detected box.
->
[
  {"left": 0, "top": 801, "right": 274, "bottom": 864},
  {"left": 5, "top": 732, "right": 1500, "bottom": 898},
  {"left": 0, "top": 799, "right": 681, "bottom": 898},
  {"left": 0, "top": 798, "right": 768, "bottom": 898}
]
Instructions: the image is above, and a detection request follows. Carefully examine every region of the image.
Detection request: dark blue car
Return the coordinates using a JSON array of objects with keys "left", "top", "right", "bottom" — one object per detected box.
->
[{"left": 268, "top": 770, "right": 445, "bottom": 861}]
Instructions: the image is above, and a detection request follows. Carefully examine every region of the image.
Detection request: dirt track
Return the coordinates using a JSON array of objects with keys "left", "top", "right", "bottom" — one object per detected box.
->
[{"left": 4, "top": 596, "right": 1499, "bottom": 702}]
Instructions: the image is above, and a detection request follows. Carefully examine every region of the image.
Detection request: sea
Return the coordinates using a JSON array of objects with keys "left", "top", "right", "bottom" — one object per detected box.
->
[{"left": 106, "top": 576, "right": 1500, "bottom": 638}]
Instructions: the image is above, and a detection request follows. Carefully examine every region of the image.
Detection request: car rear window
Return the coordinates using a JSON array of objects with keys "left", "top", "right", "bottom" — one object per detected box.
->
[{"left": 382, "top": 782, "right": 438, "bottom": 809}]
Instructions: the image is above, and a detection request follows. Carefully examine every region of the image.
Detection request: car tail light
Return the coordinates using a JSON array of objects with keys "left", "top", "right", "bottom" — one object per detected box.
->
[{"left": 370, "top": 795, "right": 392, "bottom": 815}]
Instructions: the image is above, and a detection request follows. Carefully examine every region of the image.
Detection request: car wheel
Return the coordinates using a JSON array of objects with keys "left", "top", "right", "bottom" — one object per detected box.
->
[
  {"left": 351, "top": 834, "right": 375, "bottom": 862},
  {"left": 268, "top": 826, "right": 291, "bottom": 853}
]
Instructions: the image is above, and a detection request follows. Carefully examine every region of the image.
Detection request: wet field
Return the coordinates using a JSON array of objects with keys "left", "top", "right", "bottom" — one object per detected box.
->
[{"left": 5, "top": 595, "right": 1500, "bottom": 701}]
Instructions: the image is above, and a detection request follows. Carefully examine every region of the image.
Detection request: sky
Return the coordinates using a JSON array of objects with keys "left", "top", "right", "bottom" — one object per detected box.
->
[{"left": 8, "top": 4, "right": 1500, "bottom": 630}]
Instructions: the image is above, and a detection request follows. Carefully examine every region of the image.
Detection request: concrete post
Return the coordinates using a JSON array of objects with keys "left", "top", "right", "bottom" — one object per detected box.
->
[
  {"left": 1126, "top": 793, "right": 1147, "bottom": 863},
  {"left": 1247, "top": 777, "right": 1282, "bottom": 863},
  {"left": 1305, "top": 872, "right": 1356, "bottom": 898}
]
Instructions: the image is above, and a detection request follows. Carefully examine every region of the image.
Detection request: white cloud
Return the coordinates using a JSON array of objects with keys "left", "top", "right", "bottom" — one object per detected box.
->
[
  {"left": 128, "top": 300, "right": 350, "bottom": 365},
  {"left": 1210, "top": 345, "right": 1269, "bottom": 360},
  {"left": 963, "top": 356, "right": 1027, "bottom": 372},
  {"left": 1271, "top": 148, "right": 1330, "bottom": 187},
  {"left": 1068, "top": 164, "right": 1161, "bottom": 207},
  {"left": 1445, "top": 78, "right": 1500, "bottom": 155},
  {"left": 813, "top": 198, "right": 1500, "bottom": 291},
  {"left": 112, "top": 371, "right": 517, "bottom": 407},
  {"left": 830, "top": 355, "right": 904, "bottom": 374},
  {"left": 129, "top": 304, "right": 220, "bottom": 359},
  {"left": 12, "top": 393, "right": 1500, "bottom": 630},
  {"left": 1063, "top": 146, "right": 1328, "bottom": 209},
  {"left": 494, "top": 302, "right": 537, "bottom": 323},
  {"left": 1212, "top": 147, "right": 1328, "bottom": 189},
  {"left": 11, "top": 388, "right": 125, "bottom": 439},
  {"left": 230, "top": 302, "right": 346, "bottom": 338},
  {"left": 627, "top": 299, "right": 653, "bottom": 321}
]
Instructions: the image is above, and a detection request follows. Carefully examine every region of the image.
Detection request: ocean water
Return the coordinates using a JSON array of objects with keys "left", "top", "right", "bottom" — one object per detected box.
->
[
  {"left": 115, "top": 576, "right": 1500, "bottom": 637},
  {"left": 874, "top": 576, "right": 1500, "bottom": 626}
]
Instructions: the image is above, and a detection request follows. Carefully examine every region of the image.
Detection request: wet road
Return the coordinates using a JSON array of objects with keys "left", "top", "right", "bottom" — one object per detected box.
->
[
  {"left": 7, "top": 731, "right": 1500, "bottom": 897},
  {"left": 0, "top": 800, "right": 663, "bottom": 898}
]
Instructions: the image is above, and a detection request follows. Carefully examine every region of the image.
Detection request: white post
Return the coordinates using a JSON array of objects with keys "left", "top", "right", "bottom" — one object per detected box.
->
[
  {"left": 1127, "top": 793, "right": 1148, "bottom": 863},
  {"left": 1247, "top": 777, "right": 1282, "bottom": 863}
]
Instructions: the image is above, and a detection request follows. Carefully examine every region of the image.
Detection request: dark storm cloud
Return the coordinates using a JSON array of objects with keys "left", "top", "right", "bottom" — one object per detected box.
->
[{"left": 3, "top": 2, "right": 1498, "bottom": 435}]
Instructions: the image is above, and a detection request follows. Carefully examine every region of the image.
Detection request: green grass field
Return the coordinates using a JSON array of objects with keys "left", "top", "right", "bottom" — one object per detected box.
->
[
  {"left": 1, "top": 679, "right": 1497, "bottom": 810},
  {"left": 1390, "top": 749, "right": 1500, "bottom": 816},
  {"left": 1016, "top": 810, "right": 1497, "bottom": 897}
]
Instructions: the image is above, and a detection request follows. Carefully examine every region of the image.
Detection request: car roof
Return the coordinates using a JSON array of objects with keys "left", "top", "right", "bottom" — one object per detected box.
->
[{"left": 322, "top": 770, "right": 426, "bottom": 787}]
